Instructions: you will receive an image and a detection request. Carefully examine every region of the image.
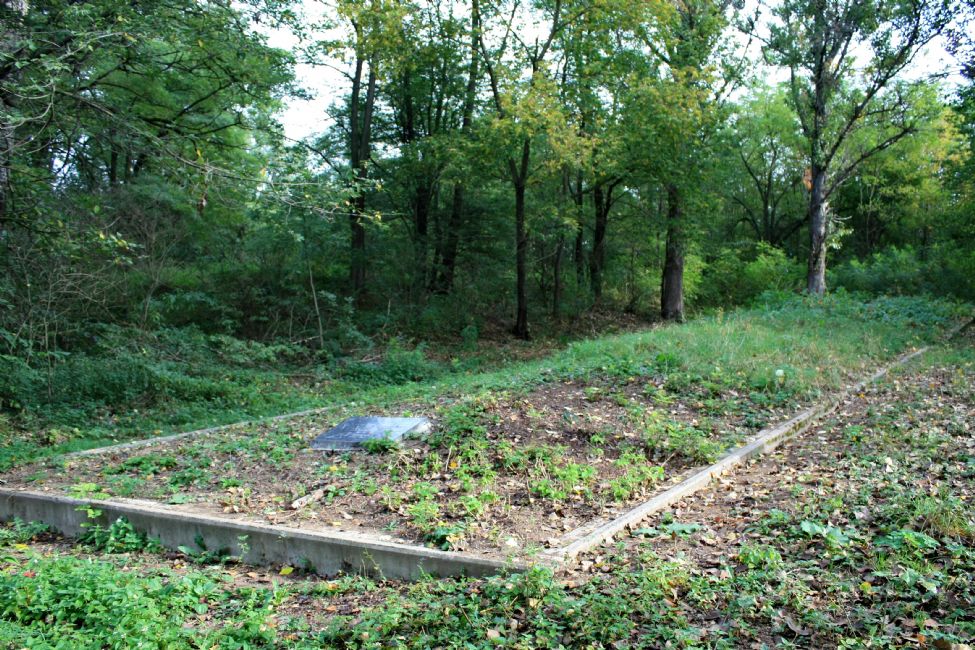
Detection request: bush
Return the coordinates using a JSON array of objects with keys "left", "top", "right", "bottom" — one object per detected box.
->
[
  {"left": 697, "top": 243, "right": 804, "bottom": 308},
  {"left": 831, "top": 245, "right": 975, "bottom": 301},
  {"left": 0, "top": 355, "right": 41, "bottom": 411},
  {"left": 337, "top": 338, "right": 444, "bottom": 387},
  {"left": 831, "top": 247, "right": 927, "bottom": 296},
  {"left": 0, "top": 557, "right": 280, "bottom": 648},
  {"left": 80, "top": 517, "right": 162, "bottom": 554}
]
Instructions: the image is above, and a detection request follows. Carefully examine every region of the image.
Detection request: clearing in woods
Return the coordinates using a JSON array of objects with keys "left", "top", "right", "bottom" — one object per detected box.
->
[{"left": 0, "top": 298, "right": 972, "bottom": 648}]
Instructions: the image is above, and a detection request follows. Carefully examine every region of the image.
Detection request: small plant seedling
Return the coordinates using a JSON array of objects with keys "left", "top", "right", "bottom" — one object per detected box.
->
[
  {"left": 69, "top": 482, "right": 110, "bottom": 500},
  {"left": 633, "top": 521, "right": 703, "bottom": 539},
  {"left": 360, "top": 436, "right": 399, "bottom": 454}
]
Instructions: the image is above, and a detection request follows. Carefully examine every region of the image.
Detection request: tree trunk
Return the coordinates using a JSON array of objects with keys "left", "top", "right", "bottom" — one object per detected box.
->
[
  {"left": 433, "top": 184, "right": 463, "bottom": 294},
  {"left": 109, "top": 150, "right": 118, "bottom": 186},
  {"left": 348, "top": 59, "right": 376, "bottom": 303},
  {"left": 575, "top": 226, "right": 585, "bottom": 283},
  {"left": 0, "top": 118, "right": 11, "bottom": 221},
  {"left": 806, "top": 166, "right": 828, "bottom": 295},
  {"left": 573, "top": 171, "right": 585, "bottom": 290},
  {"left": 590, "top": 184, "right": 609, "bottom": 302},
  {"left": 513, "top": 174, "right": 529, "bottom": 339},
  {"left": 413, "top": 182, "right": 432, "bottom": 293},
  {"left": 0, "top": 0, "right": 28, "bottom": 221},
  {"left": 552, "top": 235, "right": 564, "bottom": 319},
  {"left": 431, "top": 0, "right": 479, "bottom": 295},
  {"left": 661, "top": 184, "right": 685, "bottom": 322}
]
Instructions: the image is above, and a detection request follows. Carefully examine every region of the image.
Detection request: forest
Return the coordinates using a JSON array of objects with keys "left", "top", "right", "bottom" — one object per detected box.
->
[{"left": 2, "top": 0, "right": 973, "bottom": 378}]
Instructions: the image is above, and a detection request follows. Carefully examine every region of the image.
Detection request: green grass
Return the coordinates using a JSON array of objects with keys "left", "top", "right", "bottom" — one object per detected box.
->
[{"left": 0, "top": 292, "right": 967, "bottom": 472}]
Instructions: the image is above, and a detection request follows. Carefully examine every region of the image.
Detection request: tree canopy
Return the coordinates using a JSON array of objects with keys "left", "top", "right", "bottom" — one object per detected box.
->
[{"left": 1, "top": 0, "right": 972, "bottom": 360}]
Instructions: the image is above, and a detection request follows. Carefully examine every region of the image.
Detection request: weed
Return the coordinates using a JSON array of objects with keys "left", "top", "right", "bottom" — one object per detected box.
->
[
  {"left": 0, "top": 519, "right": 49, "bottom": 546},
  {"left": 530, "top": 463, "right": 596, "bottom": 500},
  {"left": 360, "top": 436, "right": 399, "bottom": 454},
  {"left": 642, "top": 415, "right": 723, "bottom": 464},
  {"left": 68, "top": 482, "right": 110, "bottom": 500},
  {"left": 737, "top": 543, "right": 783, "bottom": 570},
  {"left": 106, "top": 453, "right": 178, "bottom": 476},
  {"left": 80, "top": 517, "right": 162, "bottom": 554},
  {"left": 178, "top": 534, "right": 248, "bottom": 565},
  {"left": 608, "top": 452, "right": 664, "bottom": 501}
]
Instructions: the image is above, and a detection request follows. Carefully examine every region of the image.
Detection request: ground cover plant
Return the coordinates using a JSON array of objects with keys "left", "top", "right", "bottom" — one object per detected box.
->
[
  {"left": 1, "top": 294, "right": 966, "bottom": 555},
  {"left": 0, "top": 323, "right": 971, "bottom": 648}
]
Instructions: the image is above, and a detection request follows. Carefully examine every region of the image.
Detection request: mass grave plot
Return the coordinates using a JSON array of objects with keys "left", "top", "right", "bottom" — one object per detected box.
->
[{"left": 0, "top": 377, "right": 806, "bottom": 561}]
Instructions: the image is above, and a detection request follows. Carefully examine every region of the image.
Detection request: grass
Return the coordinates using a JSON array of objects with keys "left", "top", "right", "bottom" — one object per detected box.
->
[{"left": 1, "top": 293, "right": 969, "bottom": 552}]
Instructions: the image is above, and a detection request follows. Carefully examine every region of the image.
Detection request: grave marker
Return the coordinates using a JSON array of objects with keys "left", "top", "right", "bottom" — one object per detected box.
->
[{"left": 310, "top": 416, "right": 431, "bottom": 451}]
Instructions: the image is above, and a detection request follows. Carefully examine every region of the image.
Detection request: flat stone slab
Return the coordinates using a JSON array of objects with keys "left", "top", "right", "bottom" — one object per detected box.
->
[{"left": 310, "top": 416, "right": 431, "bottom": 451}]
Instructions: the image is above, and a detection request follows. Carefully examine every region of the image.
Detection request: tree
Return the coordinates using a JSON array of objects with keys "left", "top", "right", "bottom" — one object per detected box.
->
[
  {"left": 765, "top": 0, "right": 952, "bottom": 294},
  {"left": 312, "top": 0, "right": 407, "bottom": 303},
  {"left": 0, "top": 0, "right": 295, "bottom": 353},
  {"left": 477, "top": 0, "right": 576, "bottom": 339},
  {"left": 727, "top": 85, "right": 808, "bottom": 248},
  {"left": 557, "top": 3, "right": 640, "bottom": 304},
  {"left": 629, "top": 0, "right": 733, "bottom": 321}
]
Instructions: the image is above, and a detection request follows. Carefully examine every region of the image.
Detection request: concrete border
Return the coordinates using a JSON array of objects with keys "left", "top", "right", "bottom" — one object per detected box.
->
[
  {"left": 0, "top": 489, "right": 521, "bottom": 580},
  {"left": 67, "top": 405, "right": 332, "bottom": 459}
]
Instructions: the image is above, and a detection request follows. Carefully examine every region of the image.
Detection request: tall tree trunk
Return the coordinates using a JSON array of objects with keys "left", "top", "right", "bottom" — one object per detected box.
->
[
  {"left": 806, "top": 165, "right": 828, "bottom": 295},
  {"left": 413, "top": 183, "right": 432, "bottom": 293},
  {"left": 348, "top": 57, "right": 376, "bottom": 303},
  {"left": 552, "top": 235, "right": 564, "bottom": 319},
  {"left": 0, "top": 117, "right": 11, "bottom": 221},
  {"left": 573, "top": 171, "right": 585, "bottom": 290},
  {"left": 589, "top": 184, "right": 609, "bottom": 302},
  {"left": 513, "top": 166, "right": 529, "bottom": 339},
  {"left": 0, "top": 0, "right": 28, "bottom": 221},
  {"left": 574, "top": 224, "right": 585, "bottom": 288},
  {"left": 431, "top": 0, "right": 479, "bottom": 294},
  {"left": 661, "top": 184, "right": 685, "bottom": 322},
  {"left": 433, "top": 184, "right": 463, "bottom": 294},
  {"left": 108, "top": 150, "right": 118, "bottom": 186}
]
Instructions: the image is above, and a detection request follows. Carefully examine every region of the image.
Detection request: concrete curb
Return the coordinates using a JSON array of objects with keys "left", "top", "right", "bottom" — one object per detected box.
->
[
  {"left": 67, "top": 406, "right": 332, "bottom": 459},
  {"left": 0, "top": 489, "right": 521, "bottom": 580}
]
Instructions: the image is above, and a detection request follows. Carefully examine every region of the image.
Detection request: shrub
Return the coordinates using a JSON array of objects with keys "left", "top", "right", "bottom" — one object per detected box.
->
[
  {"left": 0, "top": 557, "right": 280, "bottom": 648},
  {"left": 697, "top": 243, "right": 804, "bottom": 308},
  {"left": 337, "top": 338, "right": 444, "bottom": 387},
  {"left": 0, "top": 355, "right": 40, "bottom": 411},
  {"left": 831, "top": 247, "right": 927, "bottom": 296},
  {"left": 832, "top": 245, "right": 975, "bottom": 301},
  {"left": 80, "top": 517, "right": 162, "bottom": 554}
]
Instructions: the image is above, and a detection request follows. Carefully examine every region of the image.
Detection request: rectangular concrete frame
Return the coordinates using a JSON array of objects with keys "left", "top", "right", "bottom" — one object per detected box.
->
[{"left": 0, "top": 319, "right": 967, "bottom": 580}]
